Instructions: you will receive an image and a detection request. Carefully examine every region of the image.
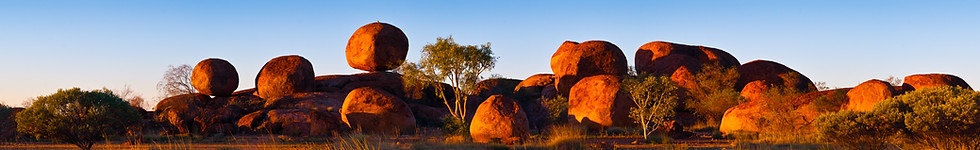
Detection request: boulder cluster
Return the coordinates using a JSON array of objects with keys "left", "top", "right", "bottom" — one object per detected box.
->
[
  {"left": 153, "top": 22, "right": 422, "bottom": 137},
  {"left": 3, "top": 22, "right": 972, "bottom": 144}
]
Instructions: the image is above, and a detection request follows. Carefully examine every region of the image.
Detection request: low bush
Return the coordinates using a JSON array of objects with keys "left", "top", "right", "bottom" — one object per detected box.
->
[{"left": 817, "top": 86, "right": 980, "bottom": 149}]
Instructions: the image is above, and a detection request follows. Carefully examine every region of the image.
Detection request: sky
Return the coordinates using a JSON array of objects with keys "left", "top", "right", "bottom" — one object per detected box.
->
[{"left": 1, "top": 1, "right": 979, "bottom": 108}]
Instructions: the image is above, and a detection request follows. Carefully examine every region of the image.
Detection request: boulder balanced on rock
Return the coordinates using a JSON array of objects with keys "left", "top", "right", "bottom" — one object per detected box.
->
[
  {"left": 550, "top": 40, "right": 628, "bottom": 96},
  {"left": 192, "top": 58, "right": 239, "bottom": 97},
  {"left": 470, "top": 95, "right": 530, "bottom": 145},
  {"left": 255, "top": 55, "right": 315, "bottom": 99},
  {"left": 346, "top": 22, "right": 409, "bottom": 72}
]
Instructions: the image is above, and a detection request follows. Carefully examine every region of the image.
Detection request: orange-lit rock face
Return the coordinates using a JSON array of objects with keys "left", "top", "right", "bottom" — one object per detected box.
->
[
  {"left": 736, "top": 60, "right": 817, "bottom": 93},
  {"left": 341, "top": 87, "right": 416, "bottom": 135},
  {"left": 634, "top": 41, "right": 739, "bottom": 76},
  {"left": 844, "top": 79, "right": 896, "bottom": 112},
  {"left": 567, "top": 75, "right": 635, "bottom": 129},
  {"left": 255, "top": 55, "right": 315, "bottom": 99},
  {"left": 192, "top": 58, "right": 239, "bottom": 97},
  {"left": 550, "top": 40, "right": 628, "bottom": 96},
  {"left": 903, "top": 73, "right": 972, "bottom": 90},
  {"left": 469, "top": 95, "right": 530, "bottom": 145},
  {"left": 346, "top": 22, "right": 409, "bottom": 72}
]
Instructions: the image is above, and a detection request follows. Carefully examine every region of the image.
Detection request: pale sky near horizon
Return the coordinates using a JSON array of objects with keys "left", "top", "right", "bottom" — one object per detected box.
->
[{"left": 2, "top": 1, "right": 979, "bottom": 108}]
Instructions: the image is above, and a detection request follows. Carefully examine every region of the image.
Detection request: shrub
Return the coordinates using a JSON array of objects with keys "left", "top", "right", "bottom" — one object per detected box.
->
[
  {"left": 441, "top": 116, "right": 470, "bottom": 136},
  {"left": 815, "top": 110, "right": 896, "bottom": 149},
  {"left": 15, "top": 88, "right": 140, "bottom": 150},
  {"left": 685, "top": 63, "right": 745, "bottom": 125},
  {"left": 621, "top": 73, "right": 678, "bottom": 140},
  {"left": 816, "top": 86, "right": 980, "bottom": 149},
  {"left": 807, "top": 89, "right": 849, "bottom": 113},
  {"left": 545, "top": 96, "right": 569, "bottom": 124}
]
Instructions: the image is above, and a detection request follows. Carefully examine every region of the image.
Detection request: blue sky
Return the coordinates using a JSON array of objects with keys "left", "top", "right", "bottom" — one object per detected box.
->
[{"left": 2, "top": 1, "right": 978, "bottom": 108}]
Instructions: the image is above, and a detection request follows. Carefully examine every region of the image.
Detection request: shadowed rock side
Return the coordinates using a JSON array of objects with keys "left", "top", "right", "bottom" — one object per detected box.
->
[
  {"left": 794, "top": 88, "right": 851, "bottom": 128},
  {"left": 154, "top": 93, "right": 209, "bottom": 134},
  {"left": 341, "top": 87, "right": 416, "bottom": 135},
  {"left": 634, "top": 41, "right": 739, "bottom": 76},
  {"left": 513, "top": 74, "right": 555, "bottom": 99},
  {"left": 313, "top": 72, "right": 405, "bottom": 99},
  {"left": 902, "top": 73, "right": 972, "bottom": 90},
  {"left": 473, "top": 78, "right": 522, "bottom": 100},
  {"left": 192, "top": 58, "right": 239, "bottom": 97},
  {"left": 568, "top": 75, "right": 635, "bottom": 129},
  {"left": 550, "top": 41, "right": 628, "bottom": 96},
  {"left": 255, "top": 55, "right": 315, "bottom": 99},
  {"left": 843, "top": 79, "right": 896, "bottom": 112},
  {"left": 346, "top": 22, "right": 409, "bottom": 72},
  {"left": 470, "top": 95, "right": 530, "bottom": 145},
  {"left": 736, "top": 60, "right": 817, "bottom": 93}
]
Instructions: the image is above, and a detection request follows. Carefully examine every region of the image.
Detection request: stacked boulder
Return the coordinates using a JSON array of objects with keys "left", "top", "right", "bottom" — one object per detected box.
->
[
  {"left": 550, "top": 40, "right": 632, "bottom": 129},
  {"left": 512, "top": 74, "right": 558, "bottom": 131},
  {"left": 337, "top": 22, "right": 420, "bottom": 135},
  {"left": 550, "top": 41, "right": 629, "bottom": 96},
  {"left": 719, "top": 60, "right": 818, "bottom": 133},
  {"left": 634, "top": 41, "right": 740, "bottom": 126}
]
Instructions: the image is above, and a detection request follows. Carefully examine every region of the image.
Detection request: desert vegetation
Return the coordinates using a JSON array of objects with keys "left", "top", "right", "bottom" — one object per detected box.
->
[{"left": 3, "top": 21, "right": 980, "bottom": 150}]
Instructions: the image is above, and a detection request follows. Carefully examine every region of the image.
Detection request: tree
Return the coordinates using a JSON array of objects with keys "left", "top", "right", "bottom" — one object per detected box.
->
[
  {"left": 156, "top": 64, "right": 195, "bottom": 98},
  {"left": 684, "top": 63, "right": 745, "bottom": 125},
  {"left": 16, "top": 88, "right": 140, "bottom": 150},
  {"left": 114, "top": 84, "right": 146, "bottom": 109},
  {"left": 400, "top": 36, "right": 497, "bottom": 122},
  {"left": 621, "top": 73, "right": 678, "bottom": 140},
  {"left": 0, "top": 103, "right": 16, "bottom": 141},
  {"left": 885, "top": 76, "right": 903, "bottom": 86}
]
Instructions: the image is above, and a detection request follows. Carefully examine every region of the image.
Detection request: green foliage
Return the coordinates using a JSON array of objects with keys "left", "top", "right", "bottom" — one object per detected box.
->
[
  {"left": 816, "top": 86, "right": 980, "bottom": 149},
  {"left": 15, "top": 88, "right": 140, "bottom": 150},
  {"left": 545, "top": 96, "right": 569, "bottom": 124},
  {"left": 685, "top": 63, "right": 746, "bottom": 125},
  {"left": 621, "top": 73, "right": 678, "bottom": 140},
  {"left": 400, "top": 36, "right": 498, "bottom": 122},
  {"left": 0, "top": 103, "right": 14, "bottom": 141},
  {"left": 810, "top": 89, "right": 850, "bottom": 113},
  {"left": 815, "top": 111, "right": 897, "bottom": 149},
  {"left": 441, "top": 116, "right": 470, "bottom": 136}
]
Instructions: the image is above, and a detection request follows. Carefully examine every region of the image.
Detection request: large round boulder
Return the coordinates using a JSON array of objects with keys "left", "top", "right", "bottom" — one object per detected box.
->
[
  {"left": 736, "top": 60, "right": 817, "bottom": 93},
  {"left": 550, "top": 41, "right": 628, "bottom": 96},
  {"left": 470, "top": 95, "right": 531, "bottom": 145},
  {"left": 192, "top": 58, "right": 239, "bottom": 97},
  {"left": 902, "top": 73, "right": 972, "bottom": 90},
  {"left": 346, "top": 22, "right": 409, "bottom": 72},
  {"left": 635, "top": 41, "right": 739, "bottom": 76},
  {"left": 567, "top": 75, "right": 635, "bottom": 129},
  {"left": 255, "top": 55, "right": 315, "bottom": 99},
  {"left": 719, "top": 100, "right": 762, "bottom": 133},
  {"left": 341, "top": 87, "right": 416, "bottom": 135},
  {"left": 843, "top": 79, "right": 896, "bottom": 112}
]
